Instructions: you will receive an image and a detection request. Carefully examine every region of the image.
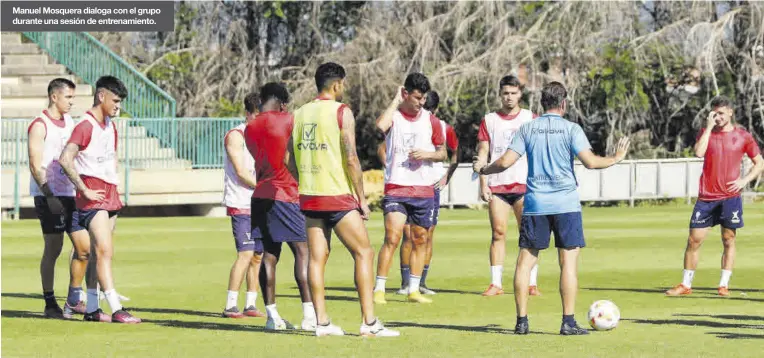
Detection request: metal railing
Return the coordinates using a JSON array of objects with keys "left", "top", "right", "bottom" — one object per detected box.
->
[
  {"left": 1, "top": 117, "right": 244, "bottom": 218},
  {"left": 21, "top": 32, "right": 176, "bottom": 118}
]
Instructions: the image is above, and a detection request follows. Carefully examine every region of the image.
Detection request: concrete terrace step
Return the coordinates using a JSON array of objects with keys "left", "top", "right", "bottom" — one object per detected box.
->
[
  {"left": 1, "top": 97, "right": 94, "bottom": 118},
  {"left": 1, "top": 75, "right": 80, "bottom": 85},
  {"left": 1, "top": 54, "right": 51, "bottom": 66},
  {"left": 2, "top": 83, "right": 93, "bottom": 97},
  {"left": 0, "top": 43, "right": 42, "bottom": 55},
  {"left": 1, "top": 33, "right": 22, "bottom": 44},
  {"left": 1, "top": 64, "right": 68, "bottom": 76}
]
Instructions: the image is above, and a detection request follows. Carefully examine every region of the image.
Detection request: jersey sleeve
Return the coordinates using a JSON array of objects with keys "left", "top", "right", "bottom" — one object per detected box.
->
[
  {"left": 743, "top": 132, "right": 761, "bottom": 158},
  {"left": 430, "top": 114, "right": 445, "bottom": 146},
  {"left": 445, "top": 124, "right": 459, "bottom": 151},
  {"left": 570, "top": 124, "right": 592, "bottom": 155},
  {"left": 27, "top": 117, "right": 46, "bottom": 138},
  {"left": 477, "top": 118, "right": 489, "bottom": 142},
  {"left": 67, "top": 120, "right": 94, "bottom": 150},
  {"left": 508, "top": 125, "right": 527, "bottom": 156},
  {"left": 243, "top": 125, "right": 257, "bottom": 157},
  {"left": 337, "top": 104, "right": 348, "bottom": 129}
]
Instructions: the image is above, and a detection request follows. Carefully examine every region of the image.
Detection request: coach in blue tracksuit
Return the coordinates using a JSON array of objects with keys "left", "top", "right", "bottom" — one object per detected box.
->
[{"left": 473, "top": 82, "right": 630, "bottom": 335}]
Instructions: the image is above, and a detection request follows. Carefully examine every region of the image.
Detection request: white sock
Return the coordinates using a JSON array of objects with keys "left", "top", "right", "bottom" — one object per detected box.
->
[
  {"left": 302, "top": 302, "right": 315, "bottom": 320},
  {"left": 491, "top": 265, "right": 503, "bottom": 288},
  {"left": 374, "top": 276, "right": 387, "bottom": 292},
  {"left": 265, "top": 304, "right": 281, "bottom": 321},
  {"left": 529, "top": 264, "right": 539, "bottom": 286},
  {"left": 104, "top": 289, "right": 122, "bottom": 312},
  {"left": 409, "top": 275, "right": 421, "bottom": 294},
  {"left": 245, "top": 291, "right": 258, "bottom": 308},
  {"left": 226, "top": 290, "right": 238, "bottom": 310},
  {"left": 719, "top": 270, "right": 732, "bottom": 288},
  {"left": 682, "top": 269, "right": 695, "bottom": 288},
  {"left": 86, "top": 289, "right": 99, "bottom": 313}
]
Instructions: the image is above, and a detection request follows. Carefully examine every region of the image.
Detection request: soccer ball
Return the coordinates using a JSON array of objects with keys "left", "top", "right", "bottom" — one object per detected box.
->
[{"left": 587, "top": 300, "right": 620, "bottom": 331}]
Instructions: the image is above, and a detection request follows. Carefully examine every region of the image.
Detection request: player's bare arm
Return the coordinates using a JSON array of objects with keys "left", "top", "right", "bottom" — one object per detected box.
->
[
  {"left": 577, "top": 137, "right": 630, "bottom": 170},
  {"left": 225, "top": 131, "right": 257, "bottom": 189},
  {"left": 728, "top": 154, "right": 764, "bottom": 192},
  {"left": 27, "top": 121, "right": 54, "bottom": 197},
  {"left": 375, "top": 86, "right": 404, "bottom": 134},
  {"left": 477, "top": 149, "right": 521, "bottom": 175},
  {"left": 409, "top": 144, "right": 447, "bottom": 162},
  {"left": 285, "top": 136, "right": 299, "bottom": 182},
  {"left": 475, "top": 140, "right": 491, "bottom": 202},
  {"left": 694, "top": 110, "right": 717, "bottom": 157},
  {"left": 59, "top": 143, "right": 104, "bottom": 201},
  {"left": 341, "top": 107, "right": 370, "bottom": 218},
  {"left": 436, "top": 146, "right": 460, "bottom": 190},
  {"left": 377, "top": 141, "right": 387, "bottom": 168}
]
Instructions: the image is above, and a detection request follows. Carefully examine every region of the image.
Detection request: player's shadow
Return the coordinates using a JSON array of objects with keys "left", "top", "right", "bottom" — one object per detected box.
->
[
  {"left": 624, "top": 317, "right": 764, "bottom": 330},
  {"left": 678, "top": 295, "right": 764, "bottom": 304},
  {"left": 129, "top": 307, "right": 223, "bottom": 319},
  {"left": 676, "top": 313, "right": 764, "bottom": 322},
  {"left": 323, "top": 286, "right": 482, "bottom": 295},
  {"left": 385, "top": 321, "right": 555, "bottom": 335},
  {"left": 1, "top": 310, "right": 46, "bottom": 319},
  {"left": 708, "top": 331, "right": 764, "bottom": 340},
  {"left": 142, "top": 318, "right": 314, "bottom": 336},
  {"left": 1, "top": 292, "right": 44, "bottom": 300},
  {"left": 280, "top": 294, "right": 357, "bottom": 303}
]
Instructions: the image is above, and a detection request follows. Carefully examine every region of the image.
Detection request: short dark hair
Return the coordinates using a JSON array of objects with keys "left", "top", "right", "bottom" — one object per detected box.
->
[
  {"left": 315, "top": 62, "right": 346, "bottom": 92},
  {"left": 540, "top": 81, "right": 567, "bottom": 111},
  {"left": 260, "top": 82, "right": 290, "bottom": 105},
  {"left": 710, "top": 96, "right": 734, "bottom": 110},
  {"left": 47, "top": 78, "right": 76, "bottom": 98},
  {"left": 404, "top": 73, "right": 431, "bottom": 94},
  {"left": 95, "top": 76, "right": 128, "bottom": 99},
  {"left": 424, "top": 90, "right": 440, "bottom": 111},
  {"left": 244, "top": 92, "right": 259, "bottom": 114},
  {"left": 499, "top": 75, "right": 522, "bottom": 91}
]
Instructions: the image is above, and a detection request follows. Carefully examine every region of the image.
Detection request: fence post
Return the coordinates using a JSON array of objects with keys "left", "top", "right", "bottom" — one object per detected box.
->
[
  {"left": 14, "top": 125, "right": 21, "bottom": 220},
  {"left": 656, "top": 160, "right": 662, "bottom": 198},
  {"left": 124, "top": 118, "right": 131, "bottom": 206},
  {"left": 629, "top": 161, "right": 635, "bottom": 208}
]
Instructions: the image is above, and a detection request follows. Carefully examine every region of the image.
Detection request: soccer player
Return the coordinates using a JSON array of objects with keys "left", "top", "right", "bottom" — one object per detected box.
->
[
  {"left": 665, "top": 96, "right": 763, "bottom": 297},
  {"left": 221, "top": 92, "right": 264, "bottom": 319},
  {"left": 474, "top": 82, "right": 630, "bottom": 335},
  {"left": 59, "top": 76, "right": 140, "bottom": 323},
  {"left": 287, "top": 62, "right": 398, "bottom": 337},
  {"left": 373, "top": 73, "right": 447, "bottom": 304},
  {"left": 243, "top": 83, "right": 316, "bottom": 331},
  {"left": 392, "top": 91, "right": 459, "bottom": 295},
  {"left": 28, "top": 78, "right": 98, "bottom": 319},
  {"left": 475, "top": 75, "right": 541, "bottom": 297}
]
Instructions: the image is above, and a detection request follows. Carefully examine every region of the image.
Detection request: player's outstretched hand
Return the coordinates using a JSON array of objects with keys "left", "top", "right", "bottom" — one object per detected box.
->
[
  {"left": 727, "top": 179, "right": 747, "bottom": 193},
  {"left": 83, "top": 189, "right": 106, "bottom": 202},
  {"left": 472, "top": 156, "right": 486, "bottom": 174},
  {"left": 614, "top": 137, "right": 631, "bottom": 162},
  {"left": 359, "top": 201, "right": 371, "bottom": 221}
]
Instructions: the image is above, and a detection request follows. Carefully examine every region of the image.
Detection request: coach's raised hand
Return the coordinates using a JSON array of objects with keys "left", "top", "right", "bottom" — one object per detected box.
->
[{"left": 614, "top": 137, "right": 631, "bottom": 163}]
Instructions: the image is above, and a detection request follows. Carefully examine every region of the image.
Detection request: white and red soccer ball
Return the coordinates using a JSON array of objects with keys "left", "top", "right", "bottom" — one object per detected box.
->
[{"left": 587, "top": 300, "right": 620, "bottom": 331}]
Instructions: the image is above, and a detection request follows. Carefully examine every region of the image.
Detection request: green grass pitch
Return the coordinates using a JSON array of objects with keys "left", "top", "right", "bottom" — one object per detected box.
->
[{"left": 2, "top": 203, "right": 763, "bottom": 357}]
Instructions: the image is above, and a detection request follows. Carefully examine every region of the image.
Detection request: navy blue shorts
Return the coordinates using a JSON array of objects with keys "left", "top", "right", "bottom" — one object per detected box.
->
[
  {"left": 408, "top": 189, "right": 442, "bottom": 226},
  {"left": 302, "top": 209, "right": 354, "bottom": 230},
  {"left": 251, "top": 198, "right": 306, "bottom": 244},
  {"left": 519, "top": 212, "right": 585, "bottom": 250},
  {"left": 383, "top": 195, "right": 435, "bottom": 229},
  {"left": 76, "top": 209, "right": 119, "bottom": 231},
  {"left": 230, "top": 214, "right": 263, "bottom": 253},
  {"left": 495, "top": 193, "right": 524, "bottom": 206},
  {"left": 689, "top": 196, "right": 744, "bottom": 229},
  {"left": 34, "top": 196, "right": 85, "bottom": 234}
]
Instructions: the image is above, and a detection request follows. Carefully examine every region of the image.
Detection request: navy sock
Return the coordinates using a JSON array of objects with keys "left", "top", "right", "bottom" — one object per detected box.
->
[
  {"left": 43, "top": 291, "right": 57, "bottom": 308},
  {"left": 563, "top": 314, "right": 576, "bottom": 327},
  {"left": 421, "top": 265, "right": 430, "bottom": 287},
  {"left": 401, "top": 265, "right": 410, "bottom": 287}
]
